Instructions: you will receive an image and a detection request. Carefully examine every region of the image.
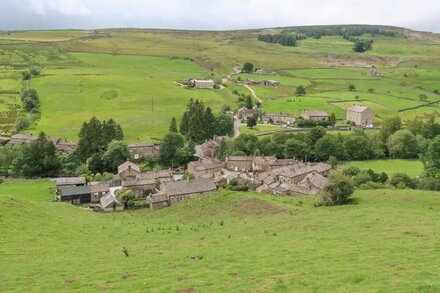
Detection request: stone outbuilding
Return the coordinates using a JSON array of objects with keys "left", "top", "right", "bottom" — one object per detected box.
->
[
  {"left": 346, "top": 105, "right": 374, "bottom": 126},
  {"left": 189, "top": 79, "right": 215, "bottom": 89},
  {"left": 161, "top": 178, "right": 217, "bottom": 206},
  {"left": 187, "top": 158, "right": 223, "bottom": 178},
  {"left": 118, "top": 161, "right": 141, "bottom": 180},
  {"left": 128, "top": 142, "right": 158, "bottom": 159},
  {"left": 122, "top": 178, "right": 156, "bottom": 198},
  {"left": 90, "top": 183, "right": 110, "bottom": 203},
  {"left": 300, "top": 110, "right": 330, "bottom": 121},
  {"left": 100, "top": 193, "right": 124, "bottom": 212},
  {"left": 55, "top": 177, "right": 86, "bottom": 193}
]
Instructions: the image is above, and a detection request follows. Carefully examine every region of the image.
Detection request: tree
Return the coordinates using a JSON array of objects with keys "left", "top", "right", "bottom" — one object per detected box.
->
[
  {"left": 214, "top": 114, "right": 234, "bottom": 136},
  {"left": 20, "top": 88, "right": 40, "bottom": 112},
  {"left": 21, "top": 132, "right": 60, "bottom": 176},
  {"left": 314, "top": 135, "right": 347, "bottom": 161},
  {"left": 15, "top": 116, "right": 30, "bottom": 132},
  {"left": 247, "top": 117, "right": 257, "bottom": 128},
  {"left": 216, "top": 138, "right": 229, "bottom": 161},
  {"left": 328, "top": 156, "right": 338, "bottom": 168},
  {"left": 424, "top": 135, "right": 440, "bottom": 177},
  {"left": 169, "top": 117, "right": 178, "bottom": 132},
  {"left": 329, "top": 113, "right": 336, "bottom": 125},
  {"left": 284, "top": 139, "right": 310, "bottom": 161},
  {"left": 22, "top": 71, "right": 31, "bottom": 80},
  {"left": 390, "top": 173, "right": 415, "bottom": 189},
  {"left": 342, "top": 166, "right": 361, "bottom": 177},
  {"left": 387, "top": 129, "right": 418, "bottom": 159},
  {"left": 344, "top": 133, "right": 375, "bottom": 160},
  {"left": 245, "top": 95, "right": 253, "bottom": 109},
  {"left": 348, "top": 84, "right": 356, "bottom": 91},
  {"left": 380, "top": 116, "right": 401, "bottom": 142},
  {"left": 242, "top": 62, "right": 254, "bottom": 73},
  {"left": 295, "top": 85, "right": 306, "bottom": 96},
  {"left": 204, "top": 107, "right": 216, "bottom": 139},
  {"left": 101, "top": 140, "right": 129, "bottom": 172},
  {"left": 159, "top": 132, "right": 185, "bottom": 167},
  {"left": 320, "top": 173, "right": 354, "bottom": 206},
  {"left": 309, "top": 126, "right": 326, "bottom": 144},
  {"left": 116, "top": 188, "right": 135, "bottom": 208}
]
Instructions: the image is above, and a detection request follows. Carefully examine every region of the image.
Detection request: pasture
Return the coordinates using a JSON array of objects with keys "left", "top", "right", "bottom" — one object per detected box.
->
[
  {"left": 342, "top": 159, "right": 425, "bottom": 177},
  {"left": 0, "top": 27, "right": 439, "bottom": 140},
  {"left": 1, "top": 179, "right": 440, "bottom": 291}
]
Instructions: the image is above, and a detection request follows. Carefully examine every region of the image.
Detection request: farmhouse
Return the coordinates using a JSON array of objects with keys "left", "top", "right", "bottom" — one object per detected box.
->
[
  {"left": 252, "top": 156, "right": 277, "bottom": 172},
  {"left": 58, "top": 185, "right": 91, "bottom": 204},
  {"left": 138, "top": 169, "right": 174, "bottom": 185},
  {"left": 55, "top": 177, "right": 86, "bottom": 193},
  {"left": 89, "top": 183, "right": 110, "bottom": 203},
  {"left": 187, "top": 157, "right": 223, "bottom": 178},
  {"left": 198, "top": 136, "right": 228, "bottom": 158},
  {"left": 258, "top": 80, "right": 280, "bottom": 86},
  {"left": 161, "top": 178, "right": 217, "bottom": 205},
  {"left": 262, "top": 113, "right": 296, "bottom": 124},
  {"left": 300, "top": 110, "right": 330, "bottom": 121},
  {"left": 118, "top": 161, "right": 141, "bottom": 180},
  {"left": 238, "top": 107, "right": 262, "bottom": 119},
  {"left": 346, "top": 105, "right": 374, "bottom": 126},
  {"left": 128, "top": 142, "right": 158, "bottom": 159},
  {"left": 189, "top": 79, "right": 215, "bottom": 89},
  {"left": 100, "top": 193, "right": 124, "bottom": 212},
  {"left": 122, "top": 178, "right": 156, "bottom": 198},
  {"left": 226, "top": 156, "right": 254, "bottom": 172}
]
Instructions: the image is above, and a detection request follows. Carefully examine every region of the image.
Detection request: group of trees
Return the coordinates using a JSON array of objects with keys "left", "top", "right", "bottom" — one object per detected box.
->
[
  {"left": 20, "top": 88, "right": 40, "bottom": 112},
  {"left": 76, "top": 117, "right": 126, "bottom": 173},
  {"left": 350, "top": 38, "right": 373, "bottom": 53},
  {"left": 0, "top": 132, "right": 60, "bottom": 176},
  {"left": 179, "top": 99, "right": 234, "bottom": 143},
  {"left": 22, "top": 68, "right": 40, "bottom": 81},
  {"left": 257, "top": 33, "right": 303, "bottom": 47}
]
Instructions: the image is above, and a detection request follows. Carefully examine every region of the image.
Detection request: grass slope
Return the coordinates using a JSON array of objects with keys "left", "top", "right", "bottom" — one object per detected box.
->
[
  {"left": 343, "top": 159, "right": 425, "bottom": 177},
  {"left": 1, "top": 180, "right": 440, "bottom": 291}
]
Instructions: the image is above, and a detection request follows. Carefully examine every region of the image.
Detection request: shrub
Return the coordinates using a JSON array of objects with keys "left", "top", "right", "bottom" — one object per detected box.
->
[
  {"left": 358, "top": 182, "right": 389, "bottom": 190},
  {"left": 182, "top": 172, "right": 195, "bottom": 180},
  {"left": 342, "top": 166, "right": 361, "bottom": 177},
  {"left": 229, "top": 185, "right": 249, "bottom": 192},
  {"left": 353, "top": 172, "right": 372, "bottom": 186},
  {"left": 390, "top": 173, "right": 415, "bottom": 189},
  {"left": 416, "top": 177, "right": 440, "bottom": 191},
  {"left": 320, "top": 173, "right": 354, "bottom": 206}
]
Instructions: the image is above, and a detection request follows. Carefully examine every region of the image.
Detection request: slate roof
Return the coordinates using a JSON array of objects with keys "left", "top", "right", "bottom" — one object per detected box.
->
[
  {"left": 100, "top": 193, "right": 123, "bottom": 209},
  {"left": 165, "top": 178, "right": 216, "bottom": 197},
  {"left": 128, "top": 142, "right": 155, "bottom": 148},
  {"left": 117, "top": 161, "right": 141, "bottom": 174},
  {"left": 347, "top": 105, "right": 369, "bottom": 113},
  {"left": 312, "top": 162, "right": 332, "bottom": 174},
  {"left": 89, "top": 183, "right": 110, "bottom": 193},
  {"left": 301, "top": 110, "right": 330, "bottom": 117},
  {"left": 56, "top": 177, "right": 86, "bottom": 186},
  {"left": 122, "top": 179, "right": 156, "bottom": 187},
  {"left": 138, "top": 169, "right": 173, "bottom": 180},
  {"left": 148, "top": 193, "right": 169, "bottom": 204},
  {"left": 60, "top": 185, "right": 91, "bottom": 197},
  {"left": 226, "top": 156, "right": 253, "bottom": 161}
]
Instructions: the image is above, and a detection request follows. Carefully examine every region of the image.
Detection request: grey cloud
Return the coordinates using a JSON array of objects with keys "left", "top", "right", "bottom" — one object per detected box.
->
[{"left": 0, "top": 0, "right": 438, "bottom": 32}]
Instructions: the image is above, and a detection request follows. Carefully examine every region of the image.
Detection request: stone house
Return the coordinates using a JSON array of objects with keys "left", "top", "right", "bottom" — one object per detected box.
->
[
  {"left": 122, "top": 178, "right": 156, "bottom": 198},
  {"left": 225, "top": 156, "right": 254, "bottom": 172},
  {"left": 161, "top": 178, "right": 217, "bottom": 206},
  {"left": 55, "top": 177, "right": 86, "bottom": 193},
  {"left": 346, "top": 105, "right": 374, "bottom": 126},
  {"left": 300, "top": 110, "right": 330, "bottom": 121},
  {"left": 198, "top": 136, "right": 226, "bottom": 158},
  {"left": 189, "top": 79, "right": 215, "bottom": 89},
  {"left": 117, "top": 161, "right": 141, "bottom": 180},
  {"left": 258, "top": 80, "right": 280, "bottom": 86},
  {"left": 148, "top": 193, "right": 170, "bottom": 209},
  {"left": 262, "top": 113, "right": 296, "bottom": 124},
  {"left": 89, "top": 183, "right": 110, "bottom": 203},
  {"left": 100, "top": 193, "right": 124, "bottom": 212},
  {"left": 128, "top": 142, "right": 158, "bottom": 159},
  {"left": 58, "top": 186, "right": 91, "bottom": 204},
  {"left": 8, "top": 134, "right": 37, "bottom": 145},
  {"left": 187, "top": 158, "right": 223, "bottom": 178},
  {"left": 138, "top": 169, "right": 174, "bottom": 188},
  {"left": 237, "top": 107, "right": 262, "bottom": 120},
  {"left": 252, "top": 156, "right": 277, "bottom": 172}
]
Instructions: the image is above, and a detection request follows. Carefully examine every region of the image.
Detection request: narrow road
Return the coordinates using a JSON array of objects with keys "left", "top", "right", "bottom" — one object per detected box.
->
[
  {"left": 243, "top": 84, "right": 262, "bottom": 104},
  {"left": 233, "top": 115, "right": 241, "bottom": 138}
]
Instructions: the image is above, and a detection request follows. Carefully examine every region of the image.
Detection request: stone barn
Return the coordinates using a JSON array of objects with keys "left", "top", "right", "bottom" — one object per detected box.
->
[{"left": 346, "top": 105, "right": 374, "bottom": 126}]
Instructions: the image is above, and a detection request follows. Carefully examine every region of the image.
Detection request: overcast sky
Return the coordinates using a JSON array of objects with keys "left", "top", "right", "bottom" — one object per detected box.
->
[{"left": 0, "top": 0, "right": 439, "bottom": 32}]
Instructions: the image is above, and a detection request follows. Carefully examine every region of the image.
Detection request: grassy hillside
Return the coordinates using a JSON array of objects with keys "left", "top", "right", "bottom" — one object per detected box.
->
[
  {"left": 1, "top": 180, "right": 440, "bottom": 291},
  {"left": 0, "top": 26, "right": 439, "bottom": 140}
]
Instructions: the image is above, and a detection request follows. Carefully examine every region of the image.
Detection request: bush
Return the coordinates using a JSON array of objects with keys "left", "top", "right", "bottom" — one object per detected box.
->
[
  {"left": 229, "top": 185, "right": 249, "bottom": 192},
  {"left": 390, "top": 173, "right": 415, "bottom": 189},
  {"left": 353, "top": 172, "right": 372, "bottom": 187},
  {"left": 342, "top": 166, "right": 361, "bottom": 177},
  {"left": 358, "top": 182, "right": 389, "bottom": 190},
  {"left": 416, "top": 177, "right": 440, "bottom": 191},
  {"left": 319, "top": 173, "right": 354, "bottom": 206}
]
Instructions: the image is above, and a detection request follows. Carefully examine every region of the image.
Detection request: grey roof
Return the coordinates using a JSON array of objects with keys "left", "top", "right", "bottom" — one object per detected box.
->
[
  {"left": 271, "top": 164, "right": 315, "bottom": 178},
  {"left": 100, "top": 193, "right": 123, "bottom": 209},
  {"left": 165, "top": 178, "right": 216, "bottom": 197},
  {"left": 56, "top": 177, "right": 86, "bottom": 186},
  {"left": 300, "top": 172, "right": 327, "bottom": 189},
  {"left": 226, "top": 156, "right": 253, "bottom": 161},
  {"left": 347, "top": 105, "right": 369, "bottom": 113},
  {"left": 122, "top": 178, "right": 156, "bottom": 187},
  {"left": 11, "top": 134, "right": 37, "bottom": 140},
  {"left": 312, "top": 162, "right": 332, "bottom": 173},
  {"left": 89, "top": 183, "right": 110, "bottom": 193},
  {"left": 60, "top": 185, "right": 91, "bottom": 197},
  {"left": 189, "top": 158, "right": 223, "bottom": 171},
  {"left": 138, "top": 169, "right": 173, "bottom": 180},
  {"left": 302, "top": 110, "right": 329, "bottom": 117},
  {"left": 117, "top": 161, "right": 141, "bottom": 174}
]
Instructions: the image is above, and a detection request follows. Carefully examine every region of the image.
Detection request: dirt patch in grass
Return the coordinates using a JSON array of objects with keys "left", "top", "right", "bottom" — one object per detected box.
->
[
  {"left": 122, "top": 272, "right": 137, "bottom": 280},
  {"left": 230, "top": 198, "right": 285, "bottom": 216},
  {"left": 100, "top": 90, "right": 118, "bottom": 100},
  {"left": 64, "top": 279, "right": 76, "bottom": 285}
]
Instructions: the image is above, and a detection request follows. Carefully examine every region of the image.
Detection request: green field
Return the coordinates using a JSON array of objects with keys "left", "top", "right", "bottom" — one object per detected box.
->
[
  {"left": 343, "top": 159, "right": 425, "bottom": 177},
  {"left": 0, "top": 27, "right": 439, "bottom": 140},
  {"left": 1, "top": 179, "right": 440, "bottom": 291}
]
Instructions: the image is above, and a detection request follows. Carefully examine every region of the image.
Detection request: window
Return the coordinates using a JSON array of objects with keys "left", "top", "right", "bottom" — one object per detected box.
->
[{"left": 134, "top": 154, "right": 139, "bottom": 159}]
